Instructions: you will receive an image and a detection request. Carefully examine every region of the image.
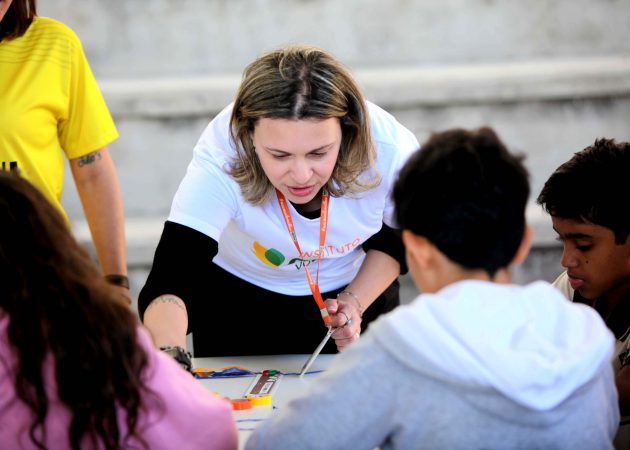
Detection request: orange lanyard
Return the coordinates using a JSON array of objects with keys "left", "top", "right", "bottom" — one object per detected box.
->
[{"left": 276, "top": 188, "right": 332, "bottom": 327}]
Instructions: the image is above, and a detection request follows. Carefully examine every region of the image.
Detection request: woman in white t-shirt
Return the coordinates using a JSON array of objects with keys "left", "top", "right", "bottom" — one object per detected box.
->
[{"left": 139, "top": 45, "right": 419, "bottom": 359}]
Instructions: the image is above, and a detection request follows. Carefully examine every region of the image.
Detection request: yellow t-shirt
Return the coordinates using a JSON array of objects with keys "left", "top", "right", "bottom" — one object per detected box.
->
[{"left": 0, "top": 16, "right": 118, "bottom": 218}]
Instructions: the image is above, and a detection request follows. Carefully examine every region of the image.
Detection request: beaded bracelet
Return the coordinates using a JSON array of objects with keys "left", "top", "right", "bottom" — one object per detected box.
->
[{"left": 337, "top": 290, "right": 363, "bottom": 317}]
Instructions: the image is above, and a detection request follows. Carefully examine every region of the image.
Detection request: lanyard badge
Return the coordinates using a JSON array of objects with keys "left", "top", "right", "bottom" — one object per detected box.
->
[
  {"left": 276, "top": 189, "right": 335, "bottom": 374},
  {"left": 276, "top": 189, "right": 331, "bottom": 327}
]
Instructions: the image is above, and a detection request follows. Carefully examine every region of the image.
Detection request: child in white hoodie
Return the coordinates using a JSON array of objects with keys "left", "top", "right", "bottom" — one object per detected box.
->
[{"left": 245, "top": 127, "right": 619, "bottom": 450}]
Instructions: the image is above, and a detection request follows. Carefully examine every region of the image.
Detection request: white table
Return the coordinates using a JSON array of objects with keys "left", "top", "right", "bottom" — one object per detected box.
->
[{"left": 193, "top": 354, "right": 335, "bottom": 449}]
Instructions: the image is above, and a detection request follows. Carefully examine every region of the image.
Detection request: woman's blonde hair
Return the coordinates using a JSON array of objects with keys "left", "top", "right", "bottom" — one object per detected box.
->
[{"left": 229, "top": 45, "right": 380, "bottom": 205}]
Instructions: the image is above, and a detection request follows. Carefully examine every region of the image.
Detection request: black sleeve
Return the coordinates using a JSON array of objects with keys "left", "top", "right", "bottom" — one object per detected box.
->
[
  {"left": 137, "top": 221, "right": 218, "bottom": 325},
  {"left": 361, "top": 222, "right": 408, "bottom": 275}
]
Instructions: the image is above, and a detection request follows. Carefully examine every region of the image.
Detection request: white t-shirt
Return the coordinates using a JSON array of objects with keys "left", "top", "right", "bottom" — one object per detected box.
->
[{"left": 169, "top": 102, "right": 419, "bottom": 295}]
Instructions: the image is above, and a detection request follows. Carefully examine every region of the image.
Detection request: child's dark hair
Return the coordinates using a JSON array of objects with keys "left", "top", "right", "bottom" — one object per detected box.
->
[
  {"left": 0, "top": 171, "right": 154, "bottom": 450},
  {"left": 537, "top": 138, "right": 630, "bottom": 244},
  {"left": 393, "top": 127, "right": 530, "bottom": 277}
]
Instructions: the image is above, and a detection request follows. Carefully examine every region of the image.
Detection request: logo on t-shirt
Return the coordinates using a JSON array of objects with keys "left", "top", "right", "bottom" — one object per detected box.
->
[
  {"left": 252, "top": 238, "right": 362, "bottom": 270},
  {"left": 252, "top": 241, "right": 285, "bottom": 267}
]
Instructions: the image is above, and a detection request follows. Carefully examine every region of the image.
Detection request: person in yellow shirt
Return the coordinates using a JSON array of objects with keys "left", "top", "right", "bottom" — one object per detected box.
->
[{"left": 0, "top": 0, "right": 129, "bottom": 294}]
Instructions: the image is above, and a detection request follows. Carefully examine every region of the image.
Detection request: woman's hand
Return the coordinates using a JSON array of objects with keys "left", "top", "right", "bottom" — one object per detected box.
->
[{"left": 325, "top": 296, "right": 362, "bottom": 351}]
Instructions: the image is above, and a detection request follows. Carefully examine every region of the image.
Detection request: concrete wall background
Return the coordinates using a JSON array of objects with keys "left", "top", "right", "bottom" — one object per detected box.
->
[
  {"left": 35, "top": 0, "right": 630, "bottom": 303},
  {"left": 40, "top": 0, "right": 630, "bottom": 76}
]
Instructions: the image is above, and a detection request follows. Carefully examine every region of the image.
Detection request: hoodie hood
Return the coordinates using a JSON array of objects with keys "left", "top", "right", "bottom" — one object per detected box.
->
[{"left": 372, "top": 280, "right": 614, "bottom": 411}]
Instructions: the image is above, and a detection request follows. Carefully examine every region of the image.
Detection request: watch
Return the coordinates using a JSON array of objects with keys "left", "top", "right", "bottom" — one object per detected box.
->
[{"left": 160, "top": 346, "right": 194, "bottom": 374}]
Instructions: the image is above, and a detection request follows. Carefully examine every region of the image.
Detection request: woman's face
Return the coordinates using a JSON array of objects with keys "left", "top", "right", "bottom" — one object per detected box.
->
[
  {"left": 0, "top": 0, "right": 13, "bottom": 24},
  {"left": 252, "top": 117, "right": 341, "bottom": 208}
]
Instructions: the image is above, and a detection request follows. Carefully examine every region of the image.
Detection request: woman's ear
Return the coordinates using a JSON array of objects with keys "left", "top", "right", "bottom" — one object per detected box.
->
[{"left": 511, "top": 224, "right": 533, "bottom": 266}]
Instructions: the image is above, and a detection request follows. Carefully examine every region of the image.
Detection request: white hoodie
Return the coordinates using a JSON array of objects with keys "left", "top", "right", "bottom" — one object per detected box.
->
[
  {"left": 247, "top": 280, "right": 619, "bottom": 450},
  {"left": 376, "top": 280, "right": 614, "bottom": 411}
]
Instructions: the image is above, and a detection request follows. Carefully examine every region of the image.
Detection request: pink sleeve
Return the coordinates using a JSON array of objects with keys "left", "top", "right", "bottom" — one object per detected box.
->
[{"left": 135, "top": 327, "right": 238, "bottom": 450}]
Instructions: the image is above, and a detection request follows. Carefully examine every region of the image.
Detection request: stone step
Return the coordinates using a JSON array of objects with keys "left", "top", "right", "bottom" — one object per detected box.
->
[{"left": 61, "top": 56, "right": 630, "bottom": 221}]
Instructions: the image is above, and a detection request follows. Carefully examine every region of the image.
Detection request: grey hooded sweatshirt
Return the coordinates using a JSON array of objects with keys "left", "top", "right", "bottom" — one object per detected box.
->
[{"left": 246, "top": 280, "right": 619, "bottom": 450}]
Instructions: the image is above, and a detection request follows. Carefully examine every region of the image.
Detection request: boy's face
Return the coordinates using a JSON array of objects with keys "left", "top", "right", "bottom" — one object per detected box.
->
[{"left": 552, "top": 216, "right": 630, "bottom": 301}]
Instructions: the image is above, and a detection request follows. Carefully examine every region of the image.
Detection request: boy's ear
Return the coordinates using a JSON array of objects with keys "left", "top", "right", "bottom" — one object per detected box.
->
[
  {"left": 511, "top": 224, "right": 533, "bottom": 266},
  {"left": 402, "top": 230, "right": 433, "bottom": 269}
]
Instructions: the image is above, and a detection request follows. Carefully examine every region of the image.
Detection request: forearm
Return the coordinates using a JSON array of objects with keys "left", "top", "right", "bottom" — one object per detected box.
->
[
  {"left": 70, "top": 147, "right": 127, "bottom": 275},
  {"left": 345, "top": 249, "right": 401, "bottom": 312},
  {"left": 143, "top": 294, "right": 189, "bottom": 349}
]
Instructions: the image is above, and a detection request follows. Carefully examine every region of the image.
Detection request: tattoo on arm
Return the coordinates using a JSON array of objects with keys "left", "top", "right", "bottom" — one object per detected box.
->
[
  {"left": 145, "top": 294, "right": 186, "bottom": 313},
  {"left": 77, "top": 151, "right": 103, "bottom": 167}
]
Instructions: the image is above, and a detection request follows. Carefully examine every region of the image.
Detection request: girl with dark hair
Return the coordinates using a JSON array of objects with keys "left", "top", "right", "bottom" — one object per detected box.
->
[{"left": 0, "top": 172, "right": 237, "bottom": 450}]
